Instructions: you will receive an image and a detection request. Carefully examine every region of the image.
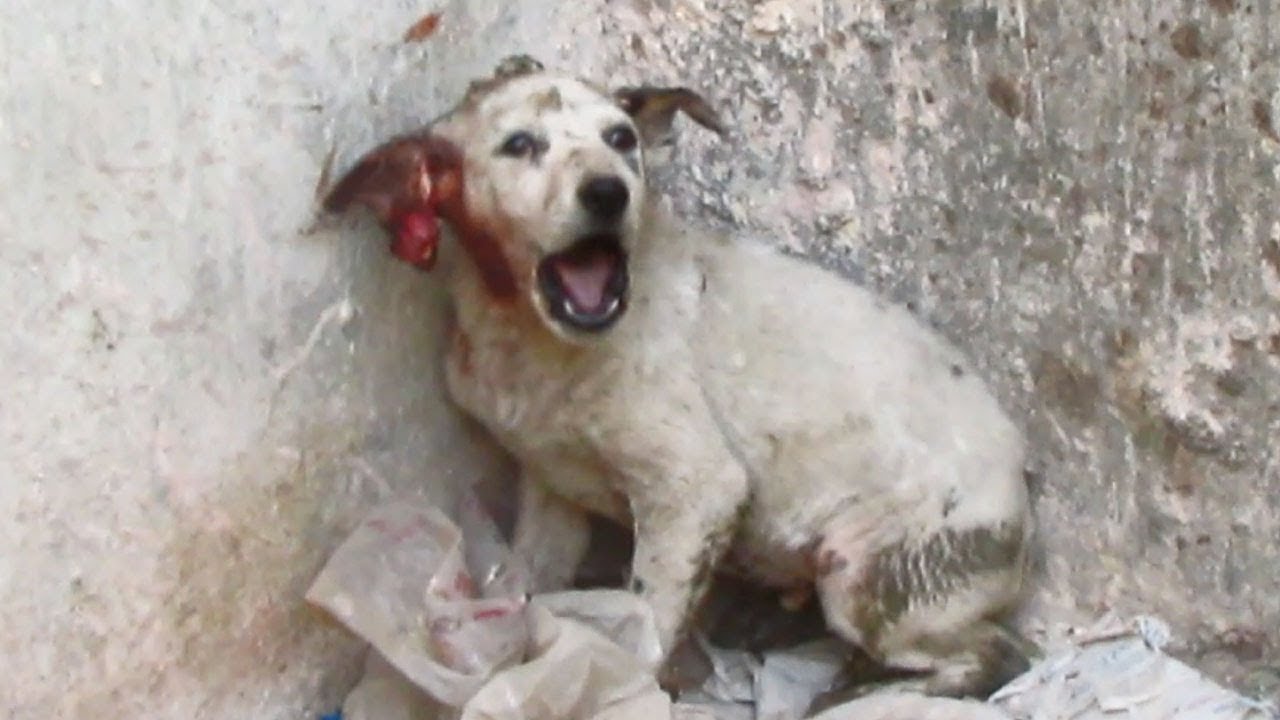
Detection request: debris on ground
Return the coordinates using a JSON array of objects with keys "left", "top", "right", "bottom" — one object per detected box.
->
[
  {"left": 989, "top": 615, "right": 1278, "bottom": 719},
  {"left": 307, "top": 497, "right": 1280, "bottom": 719}
]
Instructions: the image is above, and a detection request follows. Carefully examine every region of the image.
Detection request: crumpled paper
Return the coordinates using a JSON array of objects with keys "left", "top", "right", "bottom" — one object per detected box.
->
[
  {"left": 807, "top": 692, "right": 1012, "bottom": 720},
  {"left": 989, "top": 615, "right": 1279, "bottom": 720},
  {"left": 754, "top": 640, "right": 849, "bottom": 720},
  {"left": 308, "top": 496, "right": 1278, "bottom": 720}
]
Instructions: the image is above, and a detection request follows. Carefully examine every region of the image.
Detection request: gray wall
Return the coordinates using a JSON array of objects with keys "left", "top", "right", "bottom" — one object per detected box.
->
[{"left": 2, "top": 0, "right": 1276, "bottom": 717}]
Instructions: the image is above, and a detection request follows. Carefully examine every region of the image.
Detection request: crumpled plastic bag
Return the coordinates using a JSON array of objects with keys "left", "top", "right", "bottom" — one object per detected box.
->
[
  {"left": 529, "top": 590, "right": 665, "bottom": 671},
  {"left": 461, "top": 600, "right": 670, "bottom": 719},
  {"left": 305, "top": 496, "right": 529, "bottom": 707},
  {"left": 342, "top": 651, "right": 444, "bottom": 720},
  {"left": 307, "top": 495, "right": 673, "bottom": 719}
]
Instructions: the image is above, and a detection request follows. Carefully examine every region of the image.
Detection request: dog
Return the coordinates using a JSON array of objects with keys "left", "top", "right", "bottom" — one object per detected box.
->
[{"left": 323, "top": 56, "right": 1033, "bottom": 698}]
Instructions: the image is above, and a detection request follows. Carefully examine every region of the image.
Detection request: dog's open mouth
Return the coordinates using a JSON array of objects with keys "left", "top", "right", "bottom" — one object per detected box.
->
[{"left": 537, "top": 234, "right": 629, "bottom": 332}]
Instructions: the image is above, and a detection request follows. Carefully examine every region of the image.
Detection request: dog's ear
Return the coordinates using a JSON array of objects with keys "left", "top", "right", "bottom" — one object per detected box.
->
[
  {"left": 322, "top": 132, "right": 462, "bottom": 218},
  {"left": 322, "top": 132, "right": 464, "bottom": 270},
  {"left": 613, "top": 86, "right": 724, "bottom": 146}
]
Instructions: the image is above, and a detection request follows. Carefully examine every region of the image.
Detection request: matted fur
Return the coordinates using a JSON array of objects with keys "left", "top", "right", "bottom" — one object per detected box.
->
[{"left": 326, "top": 57, "right": 1034, "bottom": 698}]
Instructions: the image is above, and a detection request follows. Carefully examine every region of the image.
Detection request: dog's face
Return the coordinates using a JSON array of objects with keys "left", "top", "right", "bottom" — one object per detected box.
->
[
  {"left": 323, "top": 58, "right": 722, "bottom": 343},
  {"left": 443, "top": 74, "right": 647, "bottom": 337}
]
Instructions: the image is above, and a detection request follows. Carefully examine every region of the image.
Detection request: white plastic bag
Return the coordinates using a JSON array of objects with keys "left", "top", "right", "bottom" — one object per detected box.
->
[
  {"left": 305, "top": 498, "right": 528, "bottom": 706},
  {"left": 460, "top": 603, "right": 670, "bottom": 719}
]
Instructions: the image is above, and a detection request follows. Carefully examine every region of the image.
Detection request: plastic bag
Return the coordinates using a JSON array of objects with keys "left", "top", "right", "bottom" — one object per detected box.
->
[
  {"left": 304, "top": 497, "right": 528, "bottom": 706},
  {"left": 342, "top": 651, "right": 444, "bottom": 720},
  {"left": 307, "top": 495, "right": 672, "bottom": 718},
  {"left": 460, "top": 602, "right": 670, "bottom": 719}
]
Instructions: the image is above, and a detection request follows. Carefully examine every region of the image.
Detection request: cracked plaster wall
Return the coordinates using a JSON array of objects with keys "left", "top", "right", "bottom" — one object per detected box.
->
[{"left": 2, "top": 0, "right": 1277, "bottom": 717}]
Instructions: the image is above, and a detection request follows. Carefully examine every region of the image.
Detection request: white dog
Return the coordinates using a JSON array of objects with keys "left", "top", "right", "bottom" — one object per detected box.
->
[{"left": 325, "top": 56, "right": 1033, "bottom": 697}]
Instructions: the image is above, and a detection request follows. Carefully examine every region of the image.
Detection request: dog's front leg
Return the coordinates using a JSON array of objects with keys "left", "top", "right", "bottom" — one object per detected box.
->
[
  {"left": 607, "top": 426, "right": 749, "bottom": 657},
  {"left": 511, "top": 471, "right": 591, "bottom": 593},
  {"left": 628, "top": 466, "right": 747, "bottom": 657}
]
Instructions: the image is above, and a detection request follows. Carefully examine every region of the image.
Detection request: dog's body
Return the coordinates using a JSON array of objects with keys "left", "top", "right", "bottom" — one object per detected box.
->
[{"left": 326, "top": 57, "right": 1032, "bottom": 697}]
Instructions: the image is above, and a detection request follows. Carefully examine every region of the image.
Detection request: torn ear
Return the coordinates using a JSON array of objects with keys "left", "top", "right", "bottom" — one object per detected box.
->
[
  {"left": 613, "top": 86, "right": 725, "bottom": 146},
  {"left": 322, "top": 133, "right": 463, "bottom": 270}
]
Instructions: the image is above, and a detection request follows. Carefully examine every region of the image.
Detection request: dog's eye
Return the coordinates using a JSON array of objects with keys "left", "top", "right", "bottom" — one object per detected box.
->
[
  {"left": 603, "top": 124, "right": 638, "bottom": 153},
  {"left": 498, "top": 131, "right": 539, "bottom": 158}
]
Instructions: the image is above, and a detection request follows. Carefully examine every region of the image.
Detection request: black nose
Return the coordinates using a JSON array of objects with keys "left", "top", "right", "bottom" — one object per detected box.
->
[{"left": 577, "top": 176, "right": 630, "bottom": 220}]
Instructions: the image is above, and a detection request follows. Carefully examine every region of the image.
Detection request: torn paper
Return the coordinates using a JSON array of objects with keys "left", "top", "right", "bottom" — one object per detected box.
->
[
  {"left": 808, "top": 692, "right": 1012, "bottom": 720},
  {"left": 990, "top": 616, "right": 1278, "bottom": 720},
  {"left": 754, "top": 639, "right": 848, "bottom": 720}
]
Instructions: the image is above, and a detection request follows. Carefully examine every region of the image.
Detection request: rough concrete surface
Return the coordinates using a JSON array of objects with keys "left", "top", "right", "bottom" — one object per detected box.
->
[{"left": 1, "top": 0, "right": 1277, "bottom": 717}]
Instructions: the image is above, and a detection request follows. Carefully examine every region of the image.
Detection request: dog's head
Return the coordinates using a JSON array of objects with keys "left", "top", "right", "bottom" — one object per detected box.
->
[{"left": 323, "top": 56, "right": 722, "bottom": 342}]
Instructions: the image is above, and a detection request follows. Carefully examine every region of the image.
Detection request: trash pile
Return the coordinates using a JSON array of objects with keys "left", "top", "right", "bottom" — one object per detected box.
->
[{"left": 307, "top": 497, "right": 1279, "bottom": 720}]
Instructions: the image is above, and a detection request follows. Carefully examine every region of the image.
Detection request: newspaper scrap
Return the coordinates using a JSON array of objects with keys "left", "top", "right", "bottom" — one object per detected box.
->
[
  {"left": 307, "top": 497, "right": 1279, "bottom": 720},
  {"left": 753, "top": 639, "right": 848, "bottom": 720},
  {"left": 693, "top": 636, "right": 760, "bottom": 704},
  {"left": 808, "top": 692, "right": 1012, "bottom": 720},
  {"left": 990, "top": 615, "right": 1278, "bottom": 720}
]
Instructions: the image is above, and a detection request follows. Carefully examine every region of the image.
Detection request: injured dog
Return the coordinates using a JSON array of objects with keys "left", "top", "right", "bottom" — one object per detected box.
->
[{"left": 324, "top": 56, "right": 1033, "bottom": 698}]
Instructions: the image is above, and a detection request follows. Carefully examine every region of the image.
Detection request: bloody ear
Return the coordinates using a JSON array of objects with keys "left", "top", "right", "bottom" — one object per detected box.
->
[
  {"left": 613, "top": 86, "right": 725, "bottom": 146},
  {"left": 322, "top": 133, "right": 463, "bottom": 270}
]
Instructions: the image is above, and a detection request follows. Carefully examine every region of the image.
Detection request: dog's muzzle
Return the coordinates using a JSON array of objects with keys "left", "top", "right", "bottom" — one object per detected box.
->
[{"left": 536, "top": 233, "right": 628, "bottom": 333}]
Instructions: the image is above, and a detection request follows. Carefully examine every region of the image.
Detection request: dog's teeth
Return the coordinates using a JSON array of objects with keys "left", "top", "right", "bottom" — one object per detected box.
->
[
  {"left": 562, "top": 299, "right": 578, "bottom": 318},
  {"left": 603, "top": 297, "right": 620, "bottom": 316}
]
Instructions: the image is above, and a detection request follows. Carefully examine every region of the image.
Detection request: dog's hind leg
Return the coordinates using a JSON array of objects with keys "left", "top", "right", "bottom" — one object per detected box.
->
[{"left": 814, "top": 513, "right": 1032, "bottom": 698}]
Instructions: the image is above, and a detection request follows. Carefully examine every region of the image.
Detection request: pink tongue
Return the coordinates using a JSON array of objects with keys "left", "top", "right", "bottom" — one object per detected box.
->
[{"left": 553, "top": 251, "right": 615, "bottom": 313}]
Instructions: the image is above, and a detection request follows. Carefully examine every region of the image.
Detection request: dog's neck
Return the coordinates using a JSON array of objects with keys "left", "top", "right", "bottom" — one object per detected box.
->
[{"left": 433, "top": 201, "right": 521, "bottom": 303}]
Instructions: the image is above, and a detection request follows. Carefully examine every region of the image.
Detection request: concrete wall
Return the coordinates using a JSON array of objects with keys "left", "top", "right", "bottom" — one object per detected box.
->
[{"left": 2, "top": 0, "right": 1276, "bottom": 717}]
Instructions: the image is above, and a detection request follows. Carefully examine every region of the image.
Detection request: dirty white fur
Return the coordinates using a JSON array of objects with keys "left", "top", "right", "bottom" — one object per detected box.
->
[{"left": 363, "top": 64, "right": 1032, "bottom": 696}]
